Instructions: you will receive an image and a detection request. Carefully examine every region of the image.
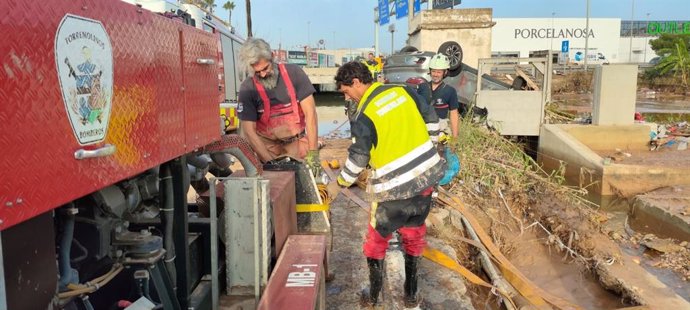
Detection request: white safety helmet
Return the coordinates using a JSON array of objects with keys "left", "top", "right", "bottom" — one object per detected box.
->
[{"left": 428, "top": 53, "right": 450, "bottom": 70}]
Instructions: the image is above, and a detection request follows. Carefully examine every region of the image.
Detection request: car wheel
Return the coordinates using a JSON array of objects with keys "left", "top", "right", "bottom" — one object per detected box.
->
[
  {"left": 438, "top": 41, "right": 463, "bottom": 71},
  {"left": 399, "top": 45, "right": 418, "bottom": 53},
  {"left": 447, "top": 65, "right": 462, "bottom": 77}
]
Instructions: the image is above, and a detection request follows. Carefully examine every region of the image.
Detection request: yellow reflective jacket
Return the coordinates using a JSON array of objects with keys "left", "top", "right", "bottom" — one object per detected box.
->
[{"left": 338, "top": 83, "right": 444, "bottom": 201}]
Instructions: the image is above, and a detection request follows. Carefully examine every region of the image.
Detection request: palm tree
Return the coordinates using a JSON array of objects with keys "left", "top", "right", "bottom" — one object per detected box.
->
[
  {"left": 656, "top": 39, "right": 690, "bottom": 88},
  {"left": 245, "top": 0, "right": 252, "bottom": 37},
  {"left": 203, "top": 0, "right": 216, "bottom": 13},
  {"left": 223, "top": 1, "right": 235, "bottom": 25}
]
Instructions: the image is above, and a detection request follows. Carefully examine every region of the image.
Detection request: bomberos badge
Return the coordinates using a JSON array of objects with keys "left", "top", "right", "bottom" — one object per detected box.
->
[{"left": 55, "top": 14, "right": 113, "bottom": 145}]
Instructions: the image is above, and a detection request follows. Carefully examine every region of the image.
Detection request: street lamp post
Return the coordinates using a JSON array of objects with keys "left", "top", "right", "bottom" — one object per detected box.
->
[
  {"left": 374, "top": 7, "right": 380, "bottom": 57},
  {"left": 388, "top": 24, "right": 395, "bottom": 55},
  {"left": 629, "top": 0, "right": 635, "bottom": 63},
  {"left": 644, "top": 13, "right": 650, "bottom": 62},
  {"left": 584, "top": 0, "right": 590, "bottom": 71},
  {"left": 307, "top": 21, "right": 311, "bottom": 67},
  {"left": 550, "top": 12, "right": 555, "bottom": 52}
]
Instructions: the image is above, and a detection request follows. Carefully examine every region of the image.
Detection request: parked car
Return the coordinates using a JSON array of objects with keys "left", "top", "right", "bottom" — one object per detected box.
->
[
  {"left": 382, "top": 41, "right": 510, "bottom": 107},
  {"left": 649, "top": 56, "right": 662, "bottom": 65}
]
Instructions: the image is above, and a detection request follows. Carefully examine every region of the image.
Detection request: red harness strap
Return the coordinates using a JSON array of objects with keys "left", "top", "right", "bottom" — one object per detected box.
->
[{"left": 252, "top": 63, "right": 304, "bottom": 139}]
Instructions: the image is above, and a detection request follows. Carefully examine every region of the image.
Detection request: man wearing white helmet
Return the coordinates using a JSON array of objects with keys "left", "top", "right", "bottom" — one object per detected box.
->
[{"left": 417, "top": 53, "right": 460, "bottom": 137}]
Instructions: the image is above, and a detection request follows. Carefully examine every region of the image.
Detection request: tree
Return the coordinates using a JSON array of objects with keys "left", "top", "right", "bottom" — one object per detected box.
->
[
  {"left": 203, "top": 0, "right": 216, "bottom": 13},
  {"left": 245, "top": 0, "right": 252, "bottom": 38},
  {"left": 649, "top": 34, "right": 690, "bottom": 56},
  {"left": 223, "top": 1, "right": 235, "bottom": 25},
  {"left": 655, "top": 39, "right": 690, "bottom": 88}
]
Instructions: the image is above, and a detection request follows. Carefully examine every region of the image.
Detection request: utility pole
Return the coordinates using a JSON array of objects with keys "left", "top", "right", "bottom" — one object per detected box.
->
[
  {"left": 388, "top": 24, "right": 395, "bottom": 55},
  {"left": 584, "top": 0, "right": 590, "bottom": 71},
  {"left": 629, "top": 0, "right": 635, "bottom": 63}
]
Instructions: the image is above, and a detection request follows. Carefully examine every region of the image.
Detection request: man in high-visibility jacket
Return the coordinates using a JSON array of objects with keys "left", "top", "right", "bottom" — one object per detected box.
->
[
  {"left": 362, "top": 52, "right": 379, "bottom": 79},
  {"left": 332, "top": 61, "right": 445, "bottom": 308}
]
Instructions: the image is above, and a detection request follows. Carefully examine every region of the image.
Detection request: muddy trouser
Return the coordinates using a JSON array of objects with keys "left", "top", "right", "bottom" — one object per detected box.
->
[
  {"left": 259, "top": 135, "right": 308, "bottom": 160},
  {"left": 363, "top": 187, "right": 434, "bottom": 259}
]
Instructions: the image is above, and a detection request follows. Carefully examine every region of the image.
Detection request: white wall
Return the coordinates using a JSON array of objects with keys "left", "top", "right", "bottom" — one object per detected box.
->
[
  {"left": 492, "top": 18, "right": 622, "bottom": 62},
  {"left": 619, "top": 37, "right": 658, "bottom": 63}
]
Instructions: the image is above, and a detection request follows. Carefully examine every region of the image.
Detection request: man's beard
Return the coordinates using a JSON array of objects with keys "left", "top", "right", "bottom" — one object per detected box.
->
[{"left": 257, "top": 65, "right": 279, "bottom": 89}]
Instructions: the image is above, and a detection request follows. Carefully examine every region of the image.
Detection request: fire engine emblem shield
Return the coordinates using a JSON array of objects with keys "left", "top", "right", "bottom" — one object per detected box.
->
[{"left": 55, "top": 14, "right": 114, "bottom": 145}]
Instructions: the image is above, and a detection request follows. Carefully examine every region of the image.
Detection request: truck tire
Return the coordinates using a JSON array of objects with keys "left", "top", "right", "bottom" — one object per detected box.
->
[
  {"left": 399, "top": 45, "right": 418, "bottom": 53},
  {"left": 438, "top": 41, "right": 463, "bottom": 71}
]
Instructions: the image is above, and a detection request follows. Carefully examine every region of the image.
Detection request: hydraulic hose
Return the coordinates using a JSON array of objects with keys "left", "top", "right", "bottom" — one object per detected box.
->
[
  {"left": 59, "top": 264, "right": 124, "bottom": 299},
  {"left": 70, "top": 239, "right": 88, "bottom": 264},
  {"left": 204, "top": 134, "right": 262, "bottom": 177},
  {"left": 186, "top": 153, "right": 210, "bottom": 169},
  {"left": 58, "top": 205, "right": 78, "bottom": 290},
  {"left": 159, "top": 164, "right": 177, "bottom": 289}
]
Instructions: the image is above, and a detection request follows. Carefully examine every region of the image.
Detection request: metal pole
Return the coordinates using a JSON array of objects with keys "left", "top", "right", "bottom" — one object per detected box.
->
[
  {"left": 584, "top": 0, "right": 590, "bottom": 71},
  {"left": 550, "top": 12, "right": 555, "bottom": 51},
  {"left": 0, "top": 232, "right": 7, "bottom": 310},
  {"left": 629, "top": 0, "right": 635, "bottom": 63},
  {"left": 644, "top": 13, "right": 650, "bottom": 62},
  {"left": 374, "top": 7, "right": 380, "bottom": 56},
  {"left": 388, "top": 24, "right": 395, "bottom": 55},
  {"left": 209, "top": 178, "right": 220, "bottom": 310}
]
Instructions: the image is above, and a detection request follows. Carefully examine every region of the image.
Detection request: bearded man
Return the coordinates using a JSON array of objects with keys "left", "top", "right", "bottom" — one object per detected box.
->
[{"left": 237, "top": 38, "right": 320, "bottom": 173}]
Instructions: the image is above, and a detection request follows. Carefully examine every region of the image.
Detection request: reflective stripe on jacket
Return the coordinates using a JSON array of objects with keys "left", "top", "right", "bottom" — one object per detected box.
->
[{"left": 338, "top": 82, "right": 444, "bottom": 201}]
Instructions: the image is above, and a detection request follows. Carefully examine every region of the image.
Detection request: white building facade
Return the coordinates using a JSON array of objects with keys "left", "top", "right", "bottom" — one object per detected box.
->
[{"left": 490, "top": 18, "right": 680, "bottom": 64}]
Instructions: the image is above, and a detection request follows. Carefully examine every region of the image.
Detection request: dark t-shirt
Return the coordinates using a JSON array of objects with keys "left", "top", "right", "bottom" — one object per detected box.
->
[
  {"left": 416, "top": 82, "right": 459, "bottom": 119},
  {"left": 237, "top": 64, "right": 316, "bottom": 121}
]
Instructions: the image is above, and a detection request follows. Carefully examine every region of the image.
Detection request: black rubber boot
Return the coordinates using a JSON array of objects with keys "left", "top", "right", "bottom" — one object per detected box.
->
[
  {"left": 404, "top": 253, "right": 422, "bottom": 308},
  {"left": 361, "top": 258, "right": 384, "bottom": 307}
]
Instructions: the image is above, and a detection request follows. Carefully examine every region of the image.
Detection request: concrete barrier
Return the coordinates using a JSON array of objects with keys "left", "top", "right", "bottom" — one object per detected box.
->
[{"left": 539, "top": 124, "right": 690, "bottom": 197}]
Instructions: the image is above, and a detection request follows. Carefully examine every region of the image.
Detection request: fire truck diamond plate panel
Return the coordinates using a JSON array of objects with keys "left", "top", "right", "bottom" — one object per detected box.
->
[{"left": 0, "top": 0, "right": 222, "bottom": 230}]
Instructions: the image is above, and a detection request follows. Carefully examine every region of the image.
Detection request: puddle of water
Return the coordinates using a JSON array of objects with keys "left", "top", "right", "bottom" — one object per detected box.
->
[
  {"left": 620, "top": 246, "right": 690, "bottom": 301},
  {"left": 636, "top": 99, "right": 690, "bottom": 121},
  {"left": 596, "top": 196, "right": 689, "bottom": 243},
  {"left": 589, "top": 195, "right": 690, "bottom": 301},
  {"left": 509, "top": 229, "right": 627, "bottom": 309},
  {"left": 315, "top": 92, "right": 350, "bottom": 138}
]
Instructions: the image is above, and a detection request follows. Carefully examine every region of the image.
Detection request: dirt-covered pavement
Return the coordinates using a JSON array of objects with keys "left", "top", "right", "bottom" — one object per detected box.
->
[{"left": 321, "top": 139, "right": 474, "bottom": 310}]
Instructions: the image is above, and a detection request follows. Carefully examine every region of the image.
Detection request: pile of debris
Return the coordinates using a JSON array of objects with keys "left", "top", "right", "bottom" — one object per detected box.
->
[
  {"left": 429, "top": 115, "right": 690, "bottom": 308},
  {"left": 650, "top": 121, "right": 690, "bottom": 151}
]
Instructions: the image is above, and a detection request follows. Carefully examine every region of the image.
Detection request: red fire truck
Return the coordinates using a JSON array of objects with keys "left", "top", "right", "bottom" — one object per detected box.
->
[{"left": 0, "top": 1, "right": 308, "bottom": 309}]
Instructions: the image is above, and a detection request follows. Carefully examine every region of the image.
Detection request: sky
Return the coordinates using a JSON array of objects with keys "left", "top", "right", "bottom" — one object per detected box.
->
[{"left": 212, "top": 0, "right": 690, "bottom": 53}]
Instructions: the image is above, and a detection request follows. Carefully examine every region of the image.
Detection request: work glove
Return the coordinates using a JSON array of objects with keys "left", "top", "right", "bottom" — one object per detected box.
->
[
  {"left": 326, "top": 174, "right": 352, "bottom": 200},
  {"left": 305, "top": 149, "right": 322, "bottom": 180},
  {"left": 326, "top": 181, "right": 343, "bottom": 200}
]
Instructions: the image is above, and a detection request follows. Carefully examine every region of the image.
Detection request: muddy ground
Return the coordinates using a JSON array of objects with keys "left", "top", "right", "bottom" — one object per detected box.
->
[
  {"left": 320, "top": 139, "right": 474, "bottom": 309},
  {"left": 319, "top": 131, "right": 690, "bottom": 309},
  {"left": 594, "top": 147, "right": 690, "bottom": 167}
]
